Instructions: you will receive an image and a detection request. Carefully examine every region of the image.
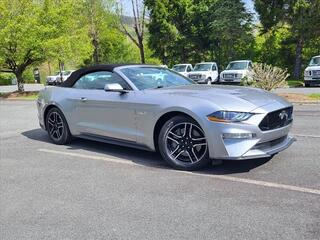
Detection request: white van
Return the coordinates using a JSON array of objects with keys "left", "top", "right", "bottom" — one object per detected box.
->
[
  {"left": 188, "top": 62, "right": 219, "bottom": 84},
  {"left": 220, "top": 60, "right": 253, "bottom": 83},
  {"left": 304, "top": 56, "right": 320, "bottom": 87}
]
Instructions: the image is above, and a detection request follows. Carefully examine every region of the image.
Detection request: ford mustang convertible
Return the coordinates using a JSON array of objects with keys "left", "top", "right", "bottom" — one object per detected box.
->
[{"left": 37, "top": 64, "right": 295, "bottom": 170}]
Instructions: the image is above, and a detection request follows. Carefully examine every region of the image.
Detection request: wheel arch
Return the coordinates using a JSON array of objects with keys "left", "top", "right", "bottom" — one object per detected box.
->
[
  {"left": 153, "top": 110, "right": 203, "bottom": 152},
  {"left": 43, "top": 104, "right": 65, "bottom": 130}
]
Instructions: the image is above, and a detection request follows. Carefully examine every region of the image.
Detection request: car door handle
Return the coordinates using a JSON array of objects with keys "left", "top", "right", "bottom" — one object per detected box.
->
[{"left": 80, "top": 97, "right": 87, "bottom": 102}]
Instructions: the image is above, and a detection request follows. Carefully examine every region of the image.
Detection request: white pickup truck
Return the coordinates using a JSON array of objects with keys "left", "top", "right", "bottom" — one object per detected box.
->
[
  {"left": 220, "top": 60, "right": 253, "bottom": 83},
  {"left": 172, "top": 64, "right": 193, "bottom": 77},
  {"left": 46, "top": 70, "right": 74, "bottom": 85},
  {"left": 304, "top": 55, "right": 320, "bottom": 87},
  {"left": 188, "top": 62, "right": 219, "bottom": 84}
]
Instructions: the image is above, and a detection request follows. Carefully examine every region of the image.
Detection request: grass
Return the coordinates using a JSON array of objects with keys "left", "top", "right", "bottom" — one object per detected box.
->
[
  {"left": 286, "top": 79, "right": 304, "bottom": 88},
  {"left": 309, "top": 93, "right": 320, "bottom": 100}
]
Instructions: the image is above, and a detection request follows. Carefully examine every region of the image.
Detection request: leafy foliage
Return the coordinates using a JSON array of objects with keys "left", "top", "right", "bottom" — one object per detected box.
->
[
  {"left": 253, "top": 0, "right": 320, "bottom": 79},
  {"left": 0, "top": 0, "right": 93, "bottom": 91},
  {"left": 145, "top": 0, "right": 254, "bottom": 68}
]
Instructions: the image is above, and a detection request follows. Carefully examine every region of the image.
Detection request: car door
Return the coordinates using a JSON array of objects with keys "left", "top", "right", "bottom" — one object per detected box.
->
[{"left": 68, "top": 71, "right": 137, "bottom": 142}]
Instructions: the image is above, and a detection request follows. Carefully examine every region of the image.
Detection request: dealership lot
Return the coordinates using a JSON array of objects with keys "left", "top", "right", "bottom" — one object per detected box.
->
[{"left": 1, "top": 100, "right": 319, "bottom": 239}]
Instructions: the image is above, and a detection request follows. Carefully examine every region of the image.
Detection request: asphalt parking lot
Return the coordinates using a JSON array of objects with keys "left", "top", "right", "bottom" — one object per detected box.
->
[{"left": 1, "top": 100, "right": 320, "bottom": 240}]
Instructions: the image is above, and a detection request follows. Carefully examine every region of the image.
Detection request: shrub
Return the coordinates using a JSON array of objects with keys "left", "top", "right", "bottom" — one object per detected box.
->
[
  {"left": 0, "top": 73, "right": 16, "bottom": 85},
  {"left": 242, "top": 63, "right": 289, "bottom": 91},
  {"left": 22, "top": 68, "right": 35, "bottom": 83}
]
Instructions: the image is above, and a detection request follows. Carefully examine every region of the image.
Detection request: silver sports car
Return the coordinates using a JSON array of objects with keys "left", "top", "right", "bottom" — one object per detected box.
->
[{"left": 37, "top": 64, "right": 295, "bottom": 170}]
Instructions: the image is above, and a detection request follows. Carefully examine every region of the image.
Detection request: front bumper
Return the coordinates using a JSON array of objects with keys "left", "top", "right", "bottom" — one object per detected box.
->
[
  {"left": 220, "top": 78, "right": 242, "bottom": 83},
  {"left": 203, "top": 104, "right": 295, "bottom": 160},
  {"left": 219, "top": 135, "right": 295, "bottom": 160},
  {"left": 304, "top": 78, "right": 320, "bottom": 85}
]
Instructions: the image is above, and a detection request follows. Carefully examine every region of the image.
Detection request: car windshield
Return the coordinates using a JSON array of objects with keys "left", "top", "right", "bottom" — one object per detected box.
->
[
  {"left": 193, "top": 64, "right": 212, "bottom": 71},
  {"left": 309, "top": 57, "right": 320, "bottom": 66},
  {"left": 172, "top": 65, "right": 187, "bottom": 72},
  {"left": 226, "top": 62, "right": 248, "bottom": 70},
  {"left": 119, "top": 67, "right": 194, "bottom": 90}
]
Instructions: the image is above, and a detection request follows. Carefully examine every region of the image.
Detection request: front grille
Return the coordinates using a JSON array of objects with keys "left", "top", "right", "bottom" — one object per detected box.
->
[
  {"left": 259, "top": 107, "right": 293, "bottom": 131},
  {"left": 312, "top": 70, "right": 320, "bottom": 76},
  {"left": 223, "top": 73, "right": 235, "bottom": 78},
  {"left": 189, "top": 74, "right": 202, "bottom": 80},
  {"left": 253, "top": 136, "right": 287, "bottom": 149}
]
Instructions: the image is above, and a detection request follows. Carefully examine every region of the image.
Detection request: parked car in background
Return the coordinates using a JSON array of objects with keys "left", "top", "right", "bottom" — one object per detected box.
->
[
  {"left": 220, "top": 60, "right": 253, "bottom": 84},
  {"left": 172, "top": 64, "right": 193, "bottom": 77},
  {"left": 159, "top": 65, "right": 168, "bottom": 68},
  {"left": 304, "top": 55, "right": 320, "bottom": 87},
  {"left": 55, "top": 70, "right": 74, "bottom": 84},
  {"left": 188, "top": 62, "right": 219, "bottom": 84},
  {"left": 46, "top": 72, "right": 60, "bottom": 85},
  {"left": 46, "top": 70, "right": 74, "bottom": 85}
]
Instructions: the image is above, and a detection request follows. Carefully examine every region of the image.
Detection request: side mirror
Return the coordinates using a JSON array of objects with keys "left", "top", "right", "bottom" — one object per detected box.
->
[{"left": 104, "top": 83, "right": 128, "bottom": 94}]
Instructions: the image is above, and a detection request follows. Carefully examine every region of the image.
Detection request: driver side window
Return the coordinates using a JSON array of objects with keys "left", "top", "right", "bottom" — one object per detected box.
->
[{"left": 73, "top": 71, "right": 129, "bottom": 90}]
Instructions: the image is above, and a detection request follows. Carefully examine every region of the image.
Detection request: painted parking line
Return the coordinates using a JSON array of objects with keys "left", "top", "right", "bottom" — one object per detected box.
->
[{"left": 38, "top": 148, "right": 320, "bottom": 196}]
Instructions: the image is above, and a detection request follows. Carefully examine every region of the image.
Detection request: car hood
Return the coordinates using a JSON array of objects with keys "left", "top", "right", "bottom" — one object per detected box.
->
[
  {"left": 221, "top": 69, "right": 248, "bottom": 74},
  {"left": 188, "top": 71, "right": 209, "bottom": 75},
  {"left": 305, "top": 66, "right": 320, "bottom": 71},
  {"left": 145, "top": 85, "right": 289, "bottom": 112}
]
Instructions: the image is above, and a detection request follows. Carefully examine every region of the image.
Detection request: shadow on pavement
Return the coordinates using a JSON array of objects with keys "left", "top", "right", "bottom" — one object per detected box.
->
[{"left": 22, "top": 128, "right": 273, "bottom": 175}]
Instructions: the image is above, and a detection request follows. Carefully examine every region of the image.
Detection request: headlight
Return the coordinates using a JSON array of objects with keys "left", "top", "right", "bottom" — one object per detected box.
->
[
  {"left": 304, "top": 70, "right": 312, "bottom": 76},
  {"left": 207, "top": 111, "right": 254, "bottom": 123}
]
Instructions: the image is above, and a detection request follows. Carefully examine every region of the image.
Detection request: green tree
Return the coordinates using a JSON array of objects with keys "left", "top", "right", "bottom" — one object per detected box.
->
[
  {"left": 119, "top": 0, "right": 147, "bottom": 63},
  {"left": 254, "top": 25, "right": 295, "bottom": 73},
  {"left": 0, "top": 0, "right": 92, "bottom": 91},
  {"left": 145, "top": 0, "right": 196, "bottom": 65},
  {"left": 0, "top": 0, "right": 46, "bottom": 91},
  {"left": 42, "top": 0, "right": 93, "bottom": 76},
  {"left": 145, "top": 0, "right": 254, "bottom": 67},
  {"left": 254, "top": 0, "right": 320, "bottom": 79},
  {"left": 81, "top": 0, "right": 144, "bottom": 65},
  {"left": 99, "top": 28, "right": 141, "bottom": 63},
  {"left": 82, "top": 0, "right": 115, "bottom": 64},
  {"left": 193, "top": 0, "right": 254, "bottom": 68}
]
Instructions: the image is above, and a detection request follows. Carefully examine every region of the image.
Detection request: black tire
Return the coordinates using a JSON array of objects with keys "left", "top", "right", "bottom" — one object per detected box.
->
[
  {"left": 206, "top": 77, "right": 212, "bottom": 84},
  {"left": 305, "top": 83, "right": 310, "bottom": 87},
  {"left": 46, "top": 107, "right": 72, "bottom": 145},
  {"left": 158, "top": 115, "right": 210, "bottom": 170}
]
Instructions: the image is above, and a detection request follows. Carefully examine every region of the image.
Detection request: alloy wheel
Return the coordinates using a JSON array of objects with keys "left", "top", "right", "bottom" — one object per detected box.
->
[
  {"left": 165, "top": 122, "right": 207, "bottom": 164},
  {"left": 47, "top": 111, "right": 64, "bottom": 141}
]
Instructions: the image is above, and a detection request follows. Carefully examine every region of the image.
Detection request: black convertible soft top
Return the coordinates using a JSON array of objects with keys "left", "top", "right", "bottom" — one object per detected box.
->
[{"left": 60, "top": 64, "right": 144, "bottom": 88}]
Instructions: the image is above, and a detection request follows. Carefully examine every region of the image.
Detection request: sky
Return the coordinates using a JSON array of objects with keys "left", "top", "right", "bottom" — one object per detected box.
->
[
  {"left": 243, "top": 0, "right": 255, "bottom": 13},
  {"left": 121, "top": 0, "right": 255, "bottom": 16}
]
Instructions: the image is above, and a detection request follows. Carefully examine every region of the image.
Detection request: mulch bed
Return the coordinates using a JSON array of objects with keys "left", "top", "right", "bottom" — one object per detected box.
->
[{"left": 277, "top": 93, "right": 320, "bottom": 103}]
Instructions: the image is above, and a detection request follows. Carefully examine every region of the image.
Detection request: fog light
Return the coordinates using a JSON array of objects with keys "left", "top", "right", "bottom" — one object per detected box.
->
[{"left": 222, "top": 133, "right": 257, "bottom": 139}]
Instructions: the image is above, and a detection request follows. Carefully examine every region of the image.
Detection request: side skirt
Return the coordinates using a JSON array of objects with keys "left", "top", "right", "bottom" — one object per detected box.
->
[{"left": 78, "top": 133, "right": 154, "bottom": 152}]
